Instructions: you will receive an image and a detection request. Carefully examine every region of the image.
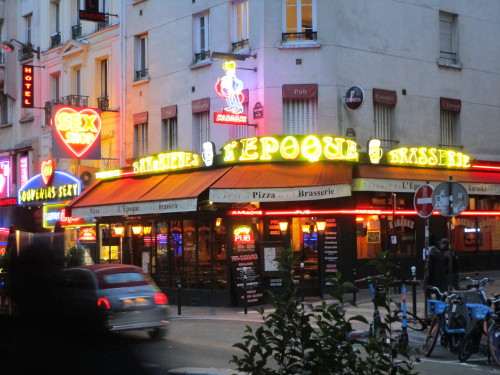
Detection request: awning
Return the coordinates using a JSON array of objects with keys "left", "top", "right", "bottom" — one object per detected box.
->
[
  {"left": 68, "top": 168, "right": 230, "bottom": 217},
  {"left": 209, "top": 163, "right": 352, "bottom": 203},
  {"left": 353, "top": 164, "right": 500, "bottom": 195}
]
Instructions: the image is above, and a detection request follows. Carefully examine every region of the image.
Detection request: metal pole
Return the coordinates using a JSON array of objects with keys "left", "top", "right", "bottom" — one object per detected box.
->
[
  {"left": 411, "top": 266, "right": 417, "bottom": 317},
  {"left": 243, "top": 267, "right": 248, "bottom": 315},
  {"left": 300, "top": 262, "right": 305, "bottom": 302},
  {"left": 353, "top": 268, "right": 357, "bottom": 303},
  {"left": 448, "top": 177, "right": 453, "bottom": 291},
  {"left": 177, "top": 279, "right": 182, "bottom": 316}
]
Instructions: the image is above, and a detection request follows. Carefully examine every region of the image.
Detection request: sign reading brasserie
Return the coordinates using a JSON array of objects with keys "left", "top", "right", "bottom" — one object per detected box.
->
[{"left": 387, "top": 146, "right": 471, "bottom": 169}]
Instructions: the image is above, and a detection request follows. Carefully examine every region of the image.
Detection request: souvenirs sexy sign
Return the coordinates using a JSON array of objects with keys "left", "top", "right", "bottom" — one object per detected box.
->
[{"left": 52, "top": 105, "right": 102, "bottom": 159}]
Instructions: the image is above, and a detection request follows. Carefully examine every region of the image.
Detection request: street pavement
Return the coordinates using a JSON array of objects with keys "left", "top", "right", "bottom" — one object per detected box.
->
[{"left": 167, "top": 270, "right": 500, "bottom": 375}]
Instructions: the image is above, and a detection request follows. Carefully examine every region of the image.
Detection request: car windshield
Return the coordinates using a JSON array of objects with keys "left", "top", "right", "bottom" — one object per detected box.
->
[{"left": 98, "top": 271, "right": 149, "bottom": 289}]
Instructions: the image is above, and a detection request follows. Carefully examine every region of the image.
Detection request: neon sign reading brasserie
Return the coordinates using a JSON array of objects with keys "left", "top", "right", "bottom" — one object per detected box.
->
[
  {"left": 222, "top": 135, "right": 359, "bottom": 163},
  {"left": 387, "top": 147, "right": 471, "bottom": 169}
]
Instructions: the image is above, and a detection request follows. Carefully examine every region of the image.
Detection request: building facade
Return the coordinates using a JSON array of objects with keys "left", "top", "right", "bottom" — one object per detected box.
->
[{"left": 3, "top": 0, "right": 500, "bottom": 306}]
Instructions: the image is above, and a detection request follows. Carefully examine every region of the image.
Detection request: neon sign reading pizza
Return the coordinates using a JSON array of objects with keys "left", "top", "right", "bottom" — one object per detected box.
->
[{"left": 53, "top": 106, "right": 102, "bottom": 159}]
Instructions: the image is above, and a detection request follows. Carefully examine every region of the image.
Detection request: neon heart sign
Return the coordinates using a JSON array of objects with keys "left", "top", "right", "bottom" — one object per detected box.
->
[
  {"left": 41, "top": 159, "right": 55, "bottom": 186},
  {"left": 54, "top": 106, "right": 102, "bottom": 158}
]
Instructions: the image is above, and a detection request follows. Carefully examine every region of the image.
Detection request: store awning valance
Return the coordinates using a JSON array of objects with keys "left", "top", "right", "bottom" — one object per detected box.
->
[
  {"left": 353, "top": 164, "right": 500, "bottom": 195},
  {"left": 209, "top": 163, "right": 352, "bottom": 203},
  {"left": 68, "top": 168, "right": 230, "bottom": 218}
]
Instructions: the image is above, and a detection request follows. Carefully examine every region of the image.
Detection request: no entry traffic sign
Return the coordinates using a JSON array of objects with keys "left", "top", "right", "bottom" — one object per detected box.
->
[{"left": 414, "top": 184, "right": 434, "bottom": 218}]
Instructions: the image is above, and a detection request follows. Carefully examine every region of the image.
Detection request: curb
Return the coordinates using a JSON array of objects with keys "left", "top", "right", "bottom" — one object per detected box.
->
[{"left": 167, "top": 368, "right": 244, "bottom": 375}]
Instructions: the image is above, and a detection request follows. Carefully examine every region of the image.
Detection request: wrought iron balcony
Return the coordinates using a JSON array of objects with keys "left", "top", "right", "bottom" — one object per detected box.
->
[
  {"left": 282, "top": 31, "right": 317, "bottom": 43},
  {"left": 194, "top": 50, "right": 211, "bottom": 63},
  {"left": 232, "top": 39, "right": 249, "bottom": 52},
  {"left": 135, "top": 68, "right": 148, "bottom": 81},
  {"left": 44, "top": 95, "right": 90, "bottom": 126},
  {"left": 96, "top": 15, "right": 110, "bottom": 31},
  {"left": 51, "top": 32, "right": 62, "bottom": 48},
  {"left": 97, "top": 96, "right": 109, "bottom": 111},
  {"left": 0, "top": 52, "right": 4, "bottom": 65},
  {"left": 72, "top": 24, "right": 82, "bottom": 39},
  {"left": 18, "top": 43, "right": 35, "bottom": 61}
]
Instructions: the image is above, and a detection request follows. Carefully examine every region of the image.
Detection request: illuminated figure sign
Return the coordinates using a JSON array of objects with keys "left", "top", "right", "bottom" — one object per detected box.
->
[
  {"left": 18, "top": 169, "right": 82, "bottom": 205},
  {"left": 52, "top": 105, "right": 102, "bottom": 159},
  {"left": 22, "top": 65, "right": 34, "bottom": 108},
  {"left": 19, "top": 156, "right": 29, "bottom": 186},
  {"left": 222, "top": 135, "right": 359, "bottom": 163},
  {"left": 132, "top": 151, "right": 201, "bottom": 175},
  {"left": 234, "top": 225, "right": 254, "bottom": 244},
  {"left": 214, "top": 60, "right": 248, "bottom": 125},
  {"left": 368, "top": 139, "right": 383, "bottom": 164},
  {"left": 41, "top": 159, "right": 55, "bottom": 186},
  {"left": 0, "top": 158, "right": 10, "bottom": 199},
  {"left": 387, "top": 147, "right": 471, "bottom": 169}
]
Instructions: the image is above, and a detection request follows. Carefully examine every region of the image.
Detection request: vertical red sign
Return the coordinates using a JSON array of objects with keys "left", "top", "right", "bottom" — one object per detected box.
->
[{"left": 22, "top": 65, "right": 34, "bottom": 108}]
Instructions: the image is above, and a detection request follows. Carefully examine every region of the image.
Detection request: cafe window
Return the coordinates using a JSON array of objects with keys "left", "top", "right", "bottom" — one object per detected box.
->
[{"left": 453, "top": 216, "right": 500, "bottom": 252}]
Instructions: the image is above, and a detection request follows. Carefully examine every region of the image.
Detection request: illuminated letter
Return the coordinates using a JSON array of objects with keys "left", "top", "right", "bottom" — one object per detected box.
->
[
  {"left": 417, "top": 148, "right": 428, "bottom": 165},
  {"left": 81, "top": 114, "right": 98, "bottom": 132},
  {"left": 259, "top": 137, "right": 279, "bottom": 161},
  {"left": 239, "top": 138, "right": 259, "bottom": 161},
  {"left": 345, "top": 140, "right": 359, "bottom": 160},
  {"left": 388, "top": 150, "right": 399, "bottom": 164},
  {"left": 280, "top": 136, "right": 300, "bottom": 160},
  {"left": 437, "top": 150, "right": 446, "bottom": 166},
  {"left": 428, "top": 148, "right": 438, "bottom": 165},
  {"left": 301, "top": 136, "right": 322, "bottom": 162},
  {"left": 323, "top": 137, "right": 341, "bottom": 160},
  {"left": 408, "top": 148, "right": 418, "bottom": 164},
  {"left": 446, "top": 150, "right": 456, "bottom": 167},
  {"left": 56, "top": 112, "right": 72, "bottom": 131},
  {"left": 223, "top": 141, "right": 238, "bottom": 162}
]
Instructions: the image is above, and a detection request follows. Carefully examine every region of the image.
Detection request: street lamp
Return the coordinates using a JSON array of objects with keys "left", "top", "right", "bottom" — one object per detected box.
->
[{"left": 1, "top": 39, "right": 41, "bottom": 59}]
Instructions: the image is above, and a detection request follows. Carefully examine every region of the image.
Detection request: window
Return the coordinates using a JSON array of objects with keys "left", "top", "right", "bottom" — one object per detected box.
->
[
  {"left": 25, "top": 14, "right": 32, "bottom": 44},
  {"left": 73, "top": 66, "right": 82, "bottom": 95},
  {"left": 50, "top": 2, "right": 61, "bottom": 48},
  {"left": 50, "top": 73, "right": 60, "bottom": 100},
  {"left": 193, "top": 111, "right": 210, "bottom": 154},
  {"left": 134, "top": 123, "right": 148, "bottom": 157},
  {"left": 98, "top": 59, "right": 109, "bottom": 110},
  {"left": 194, "top": 13, "right": 210, "bottom": 63},
  {"left": 283, "top": 98, "right": 317, "bottom": 134},
  {"left": 440, "top": 110, "right": 456, "bottom": 147},
  {"left": 0, "top": 94, "right": 13, "bottom": 125},
  {"left": 232, "top": 0, "right": 249, "bottom": 52},
  {"left": 162, "top": 118, "right": 178, "bottom": 151},
  {"left": 135, "top": 34, "right": 148, "bottom": 81},
  {"left": 439, "top": 11, "right": 460, "bottom": 66},
  {"left": 373, "top": 103, "right": 393, "bottom": 149},
  {"left": 282, "top": 0, "right": 317, "bottom": 43}
]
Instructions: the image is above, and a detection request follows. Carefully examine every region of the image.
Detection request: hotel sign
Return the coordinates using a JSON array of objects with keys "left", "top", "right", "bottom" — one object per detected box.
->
[{"left": 22, "top": 65, "right": 34, "bottom": 108}]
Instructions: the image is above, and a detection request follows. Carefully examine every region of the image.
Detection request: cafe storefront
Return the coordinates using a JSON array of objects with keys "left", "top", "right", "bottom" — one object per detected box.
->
[{"left": 68, "top": 135, "right": 500, "bottom": 306}]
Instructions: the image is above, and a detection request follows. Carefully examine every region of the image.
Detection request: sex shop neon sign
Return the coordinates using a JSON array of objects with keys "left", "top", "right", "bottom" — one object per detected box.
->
[
  {"left": 52, "top": 105, "right": 102, "bottom": 159},
  {"left": 222, "top": 135, "right": 359, "bottom": 163}
]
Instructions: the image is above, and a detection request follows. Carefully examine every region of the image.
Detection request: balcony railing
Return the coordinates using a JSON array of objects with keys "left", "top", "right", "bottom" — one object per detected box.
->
[
  {"left": 72, "top": 24, "right": 82, "bottom": 39},
  {"left": 97, "top": 96, "right": 109, "bottom": 111},
  {"left": 135, "top": 68, "right": 149, "bottom": 81},
  {"left": 194, "top": 50, "right": 211, "bottom": 63},
  {"left": 44, "top": 95, "right": 89, "bottom": 126},
  {"left": 282, "top": 31, "right": 317, "bottom": 43},
  {"left": 232, "top": 39, "right": 249, "bottom": 52},
  {"left": 96, "top": 15, "right": 110, "bottom": 31},
  {"left": 0, "top": 52, "right": 5, "bottom": 65},
  {"left": 51, "top": 32, "right": 62, "bottom": 48}
]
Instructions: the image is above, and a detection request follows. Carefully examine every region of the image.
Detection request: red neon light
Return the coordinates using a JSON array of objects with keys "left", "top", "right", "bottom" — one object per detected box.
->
[
  {"left": 228, "top": 209, "right": 500, "bottom": 217},
  {"left": 22, "top": 65, "right": 34, "bottom": 108},
  {"left": 40, "top": 159, "right": 55, "bottom": 186},
  {"left": 214, "top": 112, "right": 248, "bottom": 125},
  {"left": 471, "top": 164, "right": 500, "bottom": 171}
]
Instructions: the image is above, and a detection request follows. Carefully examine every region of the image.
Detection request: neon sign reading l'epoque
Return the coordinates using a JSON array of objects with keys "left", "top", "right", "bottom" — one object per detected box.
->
[{"left": 222, "top": 135, "right": 359, "bottom": 163}]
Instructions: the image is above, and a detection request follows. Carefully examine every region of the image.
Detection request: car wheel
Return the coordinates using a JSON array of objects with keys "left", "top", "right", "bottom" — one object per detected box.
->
[{"left": 148, "top": 327, "right": 168, "bottom": 339}]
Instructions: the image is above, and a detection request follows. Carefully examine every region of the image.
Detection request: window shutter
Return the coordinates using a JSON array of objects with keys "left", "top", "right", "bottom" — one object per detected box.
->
[{"left": 283, "top": 98, "right": 317, "bottom": 134}]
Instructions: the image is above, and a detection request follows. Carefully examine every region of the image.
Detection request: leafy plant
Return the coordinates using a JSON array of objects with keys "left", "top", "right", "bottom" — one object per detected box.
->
[
  {"left": 230, "top": 249, "right": 420, "bottom": 375},
  {"left": 64, "top": 245, "right": 86, "bottom": 268}
]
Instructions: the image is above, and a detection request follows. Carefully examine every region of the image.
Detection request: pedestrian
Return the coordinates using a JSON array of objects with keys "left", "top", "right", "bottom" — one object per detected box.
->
[
  {"left": 427, "top": 235, "right": 445, "bottom": 292},
  {"left": 438, "top": 238, "right": 460, "bottom": 290}
]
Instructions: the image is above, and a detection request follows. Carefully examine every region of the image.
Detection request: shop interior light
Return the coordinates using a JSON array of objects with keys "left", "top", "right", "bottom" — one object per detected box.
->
[
  {"left": 215, "top": 218, "right": 222, "bottom": 227},
  {"left": 131, "top": 225, "right": 143, "bottom": 236},
  {"left": 301, "top": 224, "right": 310, "bottom": 233},
  {"left": 143, "top": 226, "right": 152, "bottom": 235},
  {"left": 316, "top": 221, "right": 327, "bottom": 232},
  {"left": 113, "top": 225, "right": 125, "bottom": 237},
  {"left": 279, "top": 221, "right": 289, "bottom": 234}
]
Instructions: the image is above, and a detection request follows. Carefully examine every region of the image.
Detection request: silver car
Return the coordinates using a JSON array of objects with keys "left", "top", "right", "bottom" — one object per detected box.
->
[{"left": 58, "top": 264, "right": 169, "bottom": 339}]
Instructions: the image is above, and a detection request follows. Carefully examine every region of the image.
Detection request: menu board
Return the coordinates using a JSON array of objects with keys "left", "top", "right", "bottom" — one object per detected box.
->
[
  {"left": 323, "top": 218, "right": 339, "bottom": 286},
  {"left": 230, "top": 252, "right": 264, "bottom": 306}
]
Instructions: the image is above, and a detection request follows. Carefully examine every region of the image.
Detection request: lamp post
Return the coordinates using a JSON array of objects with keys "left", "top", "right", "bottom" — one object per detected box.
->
[
  {"left": 279, "top": 220, "right": 289, "bottom": 248},
  {"left": 1, "top": 39, "right": 41, "bottom": 60},
  {"left": 316, "top": 220, "right": 326, "bottom": 299}
]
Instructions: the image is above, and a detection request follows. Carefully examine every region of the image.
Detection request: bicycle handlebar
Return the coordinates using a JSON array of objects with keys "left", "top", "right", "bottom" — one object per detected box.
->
[
  {"left": 354, "top": 275, "right": 421, "bottom": 285},
  {"left": 354, "top": 275, "right": 384, "bottom": 283},
  {"left": 461, "top": 276, "right": 494, "bottom": 287}
]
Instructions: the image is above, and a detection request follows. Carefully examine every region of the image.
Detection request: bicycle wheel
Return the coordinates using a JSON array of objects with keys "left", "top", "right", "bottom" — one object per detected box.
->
[
  {"left": 404, "top": 312, "right": 426, "bottom": 331},
  {"left": 424, "top": 315, "right": 441, "bottom": 357},
  {"left": 447, "top": 315, "right": 466, "bottom": 354},
  {"left": 488, "top": 322, "right": 500, "bottom": 367},
  {"left": 459, "top": 325, "right": 481, "bottom": 362}
]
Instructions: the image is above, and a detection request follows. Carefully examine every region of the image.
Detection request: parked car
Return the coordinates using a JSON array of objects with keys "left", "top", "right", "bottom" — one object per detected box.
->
[{"left": 57, "top": 264, "right": 169, "bottom": 339}]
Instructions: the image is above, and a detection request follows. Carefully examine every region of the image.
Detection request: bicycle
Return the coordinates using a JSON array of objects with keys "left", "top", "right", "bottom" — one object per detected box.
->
[
  {"left": 488, "top": 295, "right": 500, "bottom": 366},
  {"left": 424, "top": 286, "right": 467, "bottom": 356}
]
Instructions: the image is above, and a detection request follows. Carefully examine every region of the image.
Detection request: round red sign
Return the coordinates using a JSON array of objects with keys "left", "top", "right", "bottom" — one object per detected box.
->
[{"left": 414, "top": 184, "right": 434, "bottom": 218}]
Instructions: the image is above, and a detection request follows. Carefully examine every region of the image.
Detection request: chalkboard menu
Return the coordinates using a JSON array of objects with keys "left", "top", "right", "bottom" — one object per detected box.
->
[
  {"left": 323, "top": 218, "right": 339, "bottom": 286},
  {"left": 230, "top": 252, "right": 264, "bottom": 306}
]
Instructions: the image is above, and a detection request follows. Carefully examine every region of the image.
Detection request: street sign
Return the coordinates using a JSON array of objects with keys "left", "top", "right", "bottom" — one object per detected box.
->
[
  {"left": 431, "top": 181, "right": 469, "bottom": 217},
  {"left": 414, "top": 184, "right": 434, "bottom": 218}
]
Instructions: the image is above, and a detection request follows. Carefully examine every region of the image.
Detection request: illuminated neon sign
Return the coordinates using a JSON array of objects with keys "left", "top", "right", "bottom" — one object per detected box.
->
[
  {"left": 214, "top": 60, "right": 249, "bottom": 125},
  {"left": 18, "top": 170, "right": 82, "bottom": 205},
  {"left": 41, "top": 159, "right": 55, "bottom": 186},
  {"left": 132, "top": 151, "right": 201, "bottom": 175},
  {"left": 234, "top": 225, "right": 254, "bottom": 244},
  {"left": 387, "top": 147, "right": 471, "bottom": 169},
  {"left": 214, "top": 112, "right": 248, "bottom": 125},
  {"left": 222, "top": 135, "right": 359, "bottom": 163},
  {"left": 43, "top": 202, "right": 92, "bottom": 229},
  {"left": 22, "top": 65, "right": 34, "bottom": 108},
  {"left": 52, "top": 105, "right": 102, "bottom": 159}
]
